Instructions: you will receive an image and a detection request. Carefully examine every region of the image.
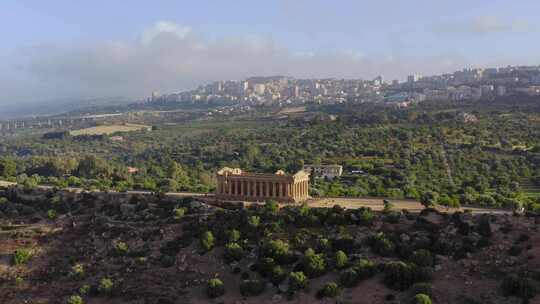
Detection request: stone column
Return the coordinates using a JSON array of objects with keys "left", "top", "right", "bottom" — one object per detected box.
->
[
  {"left": 239, "top": 180, "right": 244, "bottom": 197},
  {"left": 286, "top": 183, "right": 289, "bottom": 197}
]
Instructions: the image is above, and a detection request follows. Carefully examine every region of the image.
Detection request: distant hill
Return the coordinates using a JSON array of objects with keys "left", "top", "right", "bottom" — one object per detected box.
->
[{"left": 0, "top": 97, "right": 134, "bottom": 119}]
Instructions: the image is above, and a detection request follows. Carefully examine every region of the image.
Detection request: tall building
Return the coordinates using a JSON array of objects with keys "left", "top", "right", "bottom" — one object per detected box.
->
[
  {"left": 253, "top": 84, "right": 266, "bottom": 95},
  {"left": 407, "top": 74, "right": 422, "bottom": 84}
]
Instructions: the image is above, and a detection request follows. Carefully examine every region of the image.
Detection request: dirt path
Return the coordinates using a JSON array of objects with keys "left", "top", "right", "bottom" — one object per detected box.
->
[
  {"left": 309, "top": 197, "right": 511, "bottom": 214},
  {"left": 0, "top": 180, "right": 510, "bottom": 214}
]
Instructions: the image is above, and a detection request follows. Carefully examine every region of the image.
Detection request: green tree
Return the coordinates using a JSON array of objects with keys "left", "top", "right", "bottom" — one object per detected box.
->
[
  {"left": 206, "top": 278, "right": 225, "bottom": 298},
  {"left": 335, "top": 250, "right": 348, "bottom": 269},
  {"left": 412, "top": 294, "right": 432, "bottom": 304},
  {"left": 12, "top": 248, "right": 32, "bottom": 265},
  {"left": 98, "top": 277, "right": 114, "bottom": 295},
  {"left": 302, "top": 248, "right": 327, "bottom": 277},
  {"left": 67, "top": 295, "right": 84, "bottom": 304},
  {"left": 0, "top": 157, "right": 16, "bottom": 177},
  {"left": 317, "top": 282, "right": 340, "bottom": 298},
  {"left": 420, "top": 191, "right": 439, "bottom": 208},
  {"left": 224, "top": 242, "right": 243, "bottom": 262},
  {"left": 288, "top": 271, "right": 308, "bottom": 292},
  {"left": 200, "top": 231, "right": 215, "bottom": 252}
]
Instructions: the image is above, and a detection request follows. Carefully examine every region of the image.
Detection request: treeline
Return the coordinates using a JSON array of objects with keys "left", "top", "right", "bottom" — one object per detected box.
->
[{"left": 1, "top": 101, "right": 540, "bottom": 212}]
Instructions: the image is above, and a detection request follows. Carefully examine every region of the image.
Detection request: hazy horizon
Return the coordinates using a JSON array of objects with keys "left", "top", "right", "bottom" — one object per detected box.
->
[{"left": 2, "top": 0, "right": 540, "bottom": 107}]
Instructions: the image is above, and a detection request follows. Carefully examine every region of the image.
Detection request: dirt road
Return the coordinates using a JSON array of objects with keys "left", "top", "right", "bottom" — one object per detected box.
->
[
  {"left": 0, "top": 180, "right": 511, "bottom": 214},
  {"left": 310, "top": 197, "right": 512, "bottom": 214}
]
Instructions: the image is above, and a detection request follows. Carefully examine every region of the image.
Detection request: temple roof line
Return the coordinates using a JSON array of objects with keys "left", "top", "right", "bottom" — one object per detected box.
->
[{"left": 217, "top": 167, "right": 309, "bottom": 181}]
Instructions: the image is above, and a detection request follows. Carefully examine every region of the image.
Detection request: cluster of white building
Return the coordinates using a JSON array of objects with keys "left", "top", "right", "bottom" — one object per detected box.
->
[{"left": 150, "top": 65, "right": 540, "bottom": 107}]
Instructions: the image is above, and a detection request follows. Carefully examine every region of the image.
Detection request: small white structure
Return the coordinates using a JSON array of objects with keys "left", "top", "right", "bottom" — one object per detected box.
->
[{"left": 303, "top": 165, "right": 343, "bottom": 179}]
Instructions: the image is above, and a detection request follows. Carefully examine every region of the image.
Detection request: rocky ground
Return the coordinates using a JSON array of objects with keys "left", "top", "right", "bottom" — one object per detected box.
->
[{"left": 0, "top": 186, "right": 538, "bottom": 304}]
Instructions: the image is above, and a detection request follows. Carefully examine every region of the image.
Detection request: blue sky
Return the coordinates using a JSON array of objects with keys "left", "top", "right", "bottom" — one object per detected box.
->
[{"left": 1, "top": 0, "right": 539, "bottom": 105}]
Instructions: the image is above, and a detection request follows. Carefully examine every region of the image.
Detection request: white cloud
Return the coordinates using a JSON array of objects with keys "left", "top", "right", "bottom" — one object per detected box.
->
[
  {"left": 1, "top": 20, "right": 471, "bottom": 106},
  {"left": 436, "top": 16, "right": 532, "bottom": 35},
  {"left": 140, "top": 21, "right": 192, "bottom": 45}
]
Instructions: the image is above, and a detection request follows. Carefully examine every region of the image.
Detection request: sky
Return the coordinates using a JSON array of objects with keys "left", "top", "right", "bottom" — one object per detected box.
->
[{"left": 1, "top": 0, "right": 540, "bottom": 107}]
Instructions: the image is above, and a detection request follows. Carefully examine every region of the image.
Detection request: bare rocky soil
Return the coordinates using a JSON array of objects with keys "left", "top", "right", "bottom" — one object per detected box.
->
[{"left": 0, "top": 186, "right": 538, "bottom": 304}]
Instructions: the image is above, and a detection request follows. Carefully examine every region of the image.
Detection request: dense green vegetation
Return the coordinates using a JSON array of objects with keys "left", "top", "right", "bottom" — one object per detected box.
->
[{"left": 1, "top": 100, "right": 540, "bottom": 212}]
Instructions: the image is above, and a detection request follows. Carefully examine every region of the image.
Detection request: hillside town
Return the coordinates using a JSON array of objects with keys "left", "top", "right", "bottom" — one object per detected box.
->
[{"left": 151, "top": 65, "right": 540, "bottom": 107}]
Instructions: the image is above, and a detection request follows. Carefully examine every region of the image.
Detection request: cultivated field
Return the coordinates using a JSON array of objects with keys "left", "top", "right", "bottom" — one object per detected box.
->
[
  {"left": 277, "top": 106, "right": 307, "bottom": 114},
  {"left": 70, "top": 123, "right": 150, "bottom": 136}
]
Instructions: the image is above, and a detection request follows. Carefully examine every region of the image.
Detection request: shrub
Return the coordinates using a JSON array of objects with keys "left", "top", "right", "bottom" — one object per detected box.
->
[
  {"left": 352, "top": 259, "right": 375, "bottom": 279},
  {"left": 476, "top": 216, "right": 492, "bottom": 237},
  {"left": 67, "top": 295, "right": 84, "bottom": 304},
  {"left": 79, "top": 284, "right": 91, "bottom": 295},
  {"left": 224, "top": 242, "right": 244, "bottom": 262},
  {"left": 410, "top": 249, "right": 433, "bottom": 267},
  {"left": 160, "top": 254, "right": 176, "bottom": 267},
  {"left": 369, "top": 233, "right": 395, "bottom": 256},
  {"left": 200, "top": 231, "right": 215, "bottom": 252},
  {"left": 335, "top": 250, "right": 348, "bottom": 269},
  {"left": 257, "top": 257, "right": 276, "bottom": 276},
  {"left": 98, "top": 277, "right": 114, "bottom": 295},
  {"left": 317, "top": 282, "right": 340, "bottom": 298},
  {"left": 412, "top": 283, "right": 433, "bottom": 296},
  {"left": 114, "top": 241, "right": 129, "bottom": 256},
  {"left": 420, "top": 192, "right": 438, "bottom": 208},
  {"left": 339, "top": 268, "right": 359, "bottom": 287},
  {"left": 302, "top": 248, "right": 327, "bottom": 277},
  {"left": 269, "top": 265, "right": 287, "bottom": 285},
  {"left": 384, "top": 211, "right": 402, "bottom": 223},
  {"left": 12, "top": 248, "right": 32, "bottom": 265},
  {"left": 412, "top": 293, "right": 432, "bottom": 304},
  {"left": 383, "top": 200, "right": 394, "bottom": 213},
  {"left": 264, "top": 200, "right": 279, "bottom": 216},
  {"left": 316, "top": 238, "right": 330, "bottom": 252},
  {"left": 262, "top": 239, "right": 289, "bottom": 263},
  {"left": 239, "top": 279, "right": 266, "bottom": 296},
  {"left": 47, "top": 209, "right": 58, "bottom": 220},
  {"left": 173, "top": 207, "right": 186, "bottom": 219},
  {"left": 288, "top": 271, "right": 308, "bottom": 292},
  {"left": 501, "top": 274, "right": 539, "bottom": 300},
  {"left": 207, "top": 278, "right": 225, "bottom": 298},
  {"left": 357, "top": 208, "right": 375, "bottom": 226},
  {"left": 331, "top": 236, "right": 355, "bottom": 253},
  {"left": 247, "top": 215, "right": 260, "bottom": 228},
  {"left": 384, "top": 262, "right": 414, "bottom": 290},
  {"left": 71, "top": 263, "right": 85, "bottom": 278},
  {"left": 228, "top": 229, "right": 241, "bottom": 242}
]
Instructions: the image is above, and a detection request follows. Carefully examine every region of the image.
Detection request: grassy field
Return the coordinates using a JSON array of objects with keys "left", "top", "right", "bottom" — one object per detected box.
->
[{"left": 70, "top": 123, "right": 151, "bottom": 136}]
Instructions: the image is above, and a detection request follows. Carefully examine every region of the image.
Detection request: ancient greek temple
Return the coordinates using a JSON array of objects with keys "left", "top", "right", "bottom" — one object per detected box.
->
[{"left": 215, "top": 167, "right": 310, "bottom": 203}]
